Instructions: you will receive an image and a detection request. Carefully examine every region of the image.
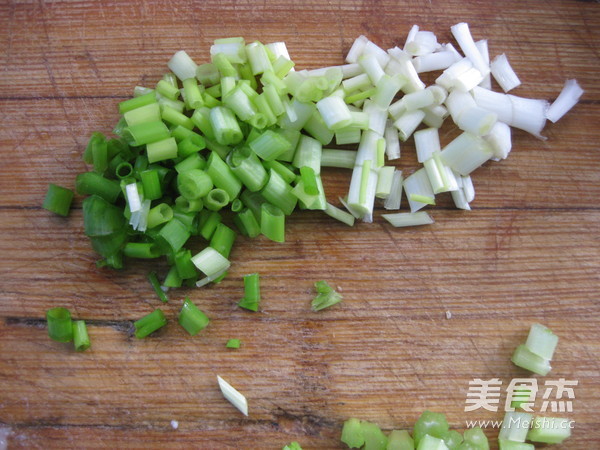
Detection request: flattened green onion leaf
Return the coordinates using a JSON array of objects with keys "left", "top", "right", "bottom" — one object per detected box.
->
[
  {"left": 311, "top": 280, "right": 342, "bottom": 311},
  {"left": 148, "top": 271, "right": 168, "bottom": 303},
  {"left": 226, "top": 338, "right": 241, "bottom": 349},
  {"left": 382, "top": 212, "right": 434, "bottom": 228},
  {"left": 178, "top": 297, "right": 210, "bottom": 336},
  {"left": 134, "top": 309, "right": 167, "bottom": 338},
  {"left": 217, "top": 375, "right": 248, "bottom": 416},
  {"left": 43, "top": 184, "right": 74, "bottom": 217},
  {"left": 73, "top": 320, "right": 91, "bottom": 351},
  {"left": 46, "top": 307, "right": 73, "bottom": 343}
]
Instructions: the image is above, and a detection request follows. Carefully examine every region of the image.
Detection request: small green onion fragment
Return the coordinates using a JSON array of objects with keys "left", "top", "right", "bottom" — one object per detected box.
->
[
  {"left": 46, "top": 307, "right": 73, "bottom": 343},
  {"left": 226, "top": 338, "right": 241, "bottom": 349},
  {"left": 134, "top": 309, "right": 167, "bottom": 338},
  {"left": 73, "top": 320, "right": 91, "bottom": 352},
  {"left": 204, "top": 188, "right": 230, "bottom": 212},
  {"left": 311, "top": 280, "right": 342, "bottom": 311},
  {"left": 43, "top": 184, "right": 74, "bottom": 217},
  {"left": 210, "top": 223, "right": 237, "bottom": 258},
  {"left": 178, "top": 297, "right": 210, "bottom": 336},
  {"left": 148, "top": 271, "right": 168, "bottom": 303},
  {"left": 300, "top": 166, "right": 319, "bottom": 195},
  {"left": 239, "top": 272, "right": 261, "bottom": 312}
]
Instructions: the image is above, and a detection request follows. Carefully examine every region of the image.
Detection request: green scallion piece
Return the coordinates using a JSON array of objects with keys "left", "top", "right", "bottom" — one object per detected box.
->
[
  {"left": 76, "top": 172, "right": 121, "bottom": 203},
  {"left": 148, "top": 271, "right": 168, "bottom": 303},
  {"left": 204, "top": 188, "right": 230, "bottom": 212},
  {"left": 260, "top": 203, "right": 285, "bottom": 243},
  {"left": 238, "top": 273, "right": 261, "bottom": 312},
  {"left": 123, "top": 242, "right": 161, "bottom": 259},
  {"left": 196, "top": 62, "right": 220, "bottom": 86},
  {"left": 156, "top": 218, "right": 191, "bottom": 253},
  {"left": 227, "top": 146, "right": 268, "bottom": 192},
  {"left": 293, "top": 135, "right": 322, "bottom": 174},
  {"left": 82, "top": 195, "right": 126, "bottom": 237},
  {"left": 311, "top": 280, "right": 343, "bottom": 311},
  {"left": 140, "top": 169, "right": 162, "bottom": 200},
  {"left": 262, "top": 160, "right": 296, "bottom": 185},
  {"left": 177, "top": 169, "right": 213, "bottom": 200},
  {"left": 209, "top": 106, "right": 243, "bottom": 146},
  {"left": 147, "top": 203, "right": 173, "bottom": 229},
  {"left": 73, "top": 320, "right": 91, "bottom": 351},
  {"left": 231, "top": 198, "right": 244, "bottom": 213},
  {"left": 299, "top": 166, "right": 319, "bottom": 195},
  {"left": 234, "top": 208, "right": 261, "bottom": 238},
  {"left": 324, "top": 202, "right": 355, "bottom": 227},
  {"left": 46, "top": 307, "right": 73, "bottom": 343},
  {"left": 249, "top": 129, "right": 292, "bottom": 161},
  {"left": 226, "top": 338, "right": 241, "bottom": 349},
  {"left": 206, "top": 151, "right": 243, "bottom": 200},
  {"left": 174, "top": 249, "right": 198, "bottom": 280},
  {"left": 164, "top": 265, "right": 183, "bottom": 288},
  {"left": 161, "top": 105, "right": 194, "bottom": 129},
  {"left": 182, "top": 77, "right": 204, "bottom": 109},
  {"left": 115, "top": 161, "right": 134, "bottom": 179},
  {"left": 210, "top": 223, "right": 237, "bottom": 258},
  {"left": 156, "top": 79, "right": 180, "bottom": 100},
  {"left": 146, "top": 137, "right": 178, "bottom": 164},
  {"left": 118, "top": 92, "right": 156, "bottom": 114},
  {"left": 123, "top": 103, "right": 161, "bottom": 126},
  {"left": 260, "top": 170, "right": 297, "bottom": 216},
  {"left": 178, "top": 298, "right": 210, "bottom": 336},
  {"left": 198, "top": 210, "right": 222, "bottom": 240},
  {"left": 43, "top": 184, "right": 74, "bottom": 217},
  {"left": 191, "top": 107, "right": 216, "bottom": 141},
  {"left": 127, "top": 121, "right": 170, "bottom": 146},
  {"left": 134, "top": 309, "right": 167, "bottom": 338},
  {"left": 175, "top": 195, "right": 203, "bottom": 213}
]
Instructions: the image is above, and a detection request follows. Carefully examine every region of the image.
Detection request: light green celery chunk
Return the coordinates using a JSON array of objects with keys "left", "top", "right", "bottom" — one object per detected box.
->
[
  {"left": 341, "top": 418, "right": 364, "bottom": 448},
  {"left": 460, "top": 427, "right": 488, "bottom": 450},
  {"left": 417, "top": 435, "right": 449, "bottom": 450},
  {"left": 442, "top": 430, "right": 463, "bottom": 449},
  {"left": 497, "top": 440, "right": 534, "bottom": 450},
  {"left": 526, "top": 416, "right": 572, "bottom": 444},
  {"left": 511, "top": 344, "right": 551, "bottom": 376},
  {"left": 498, "top": 412, "right": 532, "bottom": 443},
  {"left": 413, "top": 411, "right": 449, "bottom": 445},
  {"left": 386, "top": 430, "right": 415, "bottom": 450},
  {"left": 524, "top": 323, "right": 558, "bottom": 360},
  {"left": 361, "top": 421, "right": 388, "bottom": 450}
]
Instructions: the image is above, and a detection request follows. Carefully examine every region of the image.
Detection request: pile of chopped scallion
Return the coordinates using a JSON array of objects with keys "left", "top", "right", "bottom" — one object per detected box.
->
[{"left": 43, "top": 24, "right": 582, "bottom": 291}]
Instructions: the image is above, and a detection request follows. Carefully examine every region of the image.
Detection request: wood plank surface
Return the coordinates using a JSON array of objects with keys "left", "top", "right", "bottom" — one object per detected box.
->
[{"left": 1, "top": 0, "right": 599, "bottom": 448}]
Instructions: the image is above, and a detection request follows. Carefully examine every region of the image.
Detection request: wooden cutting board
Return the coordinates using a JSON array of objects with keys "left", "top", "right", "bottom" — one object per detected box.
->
[{"left": 1, "top": 1, "right": 599, "bottom": 448}]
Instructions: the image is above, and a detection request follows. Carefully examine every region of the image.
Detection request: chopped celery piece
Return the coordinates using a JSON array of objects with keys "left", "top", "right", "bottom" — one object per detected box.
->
[
  {"left": 282, "top": 442, "right": 303, "bottom": 450},
  {"left": 524, "top": 323, "right": 558, "bottom": 360},
  {"left": 413, "top": 411, "right": 449, "bottom": 446},
  {"left": 526, "top": 416, "right": 572, "bottom": 444},
  {"left": 511, "top": 344, "right": 551, "bottom": 376},
  {"left": 417, "top": 435, "right": 449, "bottom": 450},
  {"left": 361, "top": 421, "right": 388, "bottom": 450},
  {"left": 341, "top": 418, "right": 365, "bottom": 448},
  {"left": 226, "top": 338, "right": 241, "bottom": 349},
  {"left": 498, "top": 441, "right": 534, "bottom": 450},
  {"left": 311, "top": 280, "right": 342, "bottom": 311},
  {"left": 498, "top": 412, "right": 532, "bottom": 443},
  {"left": 387, "top": 430, "right": 415, "bottom": 450}
]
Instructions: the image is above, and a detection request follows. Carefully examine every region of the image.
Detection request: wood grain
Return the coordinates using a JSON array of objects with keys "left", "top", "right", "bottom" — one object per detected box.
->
[{"left": 1, "top": 0, "right": 599, "bottom": 448}]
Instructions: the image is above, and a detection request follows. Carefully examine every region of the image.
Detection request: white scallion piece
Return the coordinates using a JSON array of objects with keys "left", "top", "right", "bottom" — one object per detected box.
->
[
  {"left": 412, "top": 50, "right": 457, "bottom": 73},
  {"left": 403, "top": 168, "right": 435, "bottom": 212},
  {"left": 364, "top": 40, "right": 391, "bottom": 68},
  {"left": 384, "top": 121, "right": 401, "bottom": 160},
  {"left": 427, "top": 85, "right": 448, "bottom": 105},
  {"left": 403, "top": 25, "right": 420, "bottom": 51},
  {"left": 384, "top": 170, "right": 403, "bottom": 210},
  {"left": 125, "top": 182, "right": 142, "bottom": 213},
  {"left": 508, "top": 94, "right": 549, "bottom": 139},
  {"left": 316, "top": 95, "right": 353, "bottom": 131},
  {"left": 453, "top": 66, "right": 485, "bottom": 92},
  {"left": 266, "top": 41, "right": 292, "bottom": 61},
  {"left": 211, "top": 39, "right": 247, "bottom": 64},
  {"left": 363, "top": 100, "right": 387, "bottom": 135},
  {"left": 339, "top": 196, "right": 363, "bottom": 219},
  {"left": 456, "top": 106, "right": 498, "bottom": 136},
  {"left": 387, "top": 46, "right": 411, "bottom": 63},
  {"left": 375, "top": 166, "right": 395, "bottom": 198},
  {"left": 422, "top": 105, "right": 448, "bottom": 128},
  {"left": 402, "top": 88, "right": 435, "bottom": 111},
  {"left": 405, "top": 31, "right": 438, "bottom": 56},
  {"left": 168, "top": 50, "right": 198, "bottom": 81},
  {"left": 435, "top": 57, "right": 473, "bottom": 90},
  {"left": 440, "top": 132, "right": 493, "bottom": 175},
  {"left": 445, "top": 90, "right": 477, "bottom": 123},
  {"left": 451, "top": 187, "right": 470, "bottom": 210},
  {"left": 324, "top": 202, "right": 355, "bottom": 227},
  {"left": 423, "top": 157, "right": 445, "bottom": 194},
  {"left": 342, "top": 73, "right": 372, "bottom": 93},
  {"left": 461, "top": 174, "right": 475, "bottom": 203},
  {"left": 472, "top": 86, "right": 514, "bottom": 124},
  {"left": 484, "top": 121, "right": 512, "bottom": 160},
  {"left": 130, "top": 199, "right": 151, "bottom": 232},
  {"left": 373, "top": 74, "right": 405, "bottom": 109},
  {"left": 393, "top": 110, "right": 425, "bottom": 142},
  {"left": 546, "top": 79, "right": 584, "bottom": 123},
  {"left": 382, "top": 211, "right": 434, "bottom": 228},
  {"left": 358, "top": 53, "right": 385, "bottom": 85},
  {"left": 340, "top": 63, "right": 363, "bottom": 79},
  {"left": 335, "top": 127, "right": 362, "bottom": 145},
  {"left": 217, "top": 375, "right": 248, "bottom": 416},
  {"left": 475, "top": 40, "right": 492, "bottom": 89},
  {"left": 443, "top": 43, "right": 463, "bottom": 61},
  {"left": 355, "top": 130, "right": 381, "bottom": 166},
  {"left": 491, "top": 53, "right": 521, "bottom": 92},
  {"left": 388, "top": 98, "right": 407, "bottom": 121},
  {"left": 525, "top": 323, "right": 559, "bottom": 360},
  {"left": 191, "top": 247, "right": 231, "bottom": 280},
  {"left": 346, "top": 35, "right": 369, "bottom": 63},
  {"left": 450, "top": 22, "right": 490, "bottom": 76},
  {"left": 414, "top": 127, "right": 441, "bottom": 163}
]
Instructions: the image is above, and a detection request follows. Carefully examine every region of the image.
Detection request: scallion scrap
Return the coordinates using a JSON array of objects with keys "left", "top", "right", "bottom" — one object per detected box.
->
[{"left": 311, "top": 280, "right": 342, "bottom": 311}]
